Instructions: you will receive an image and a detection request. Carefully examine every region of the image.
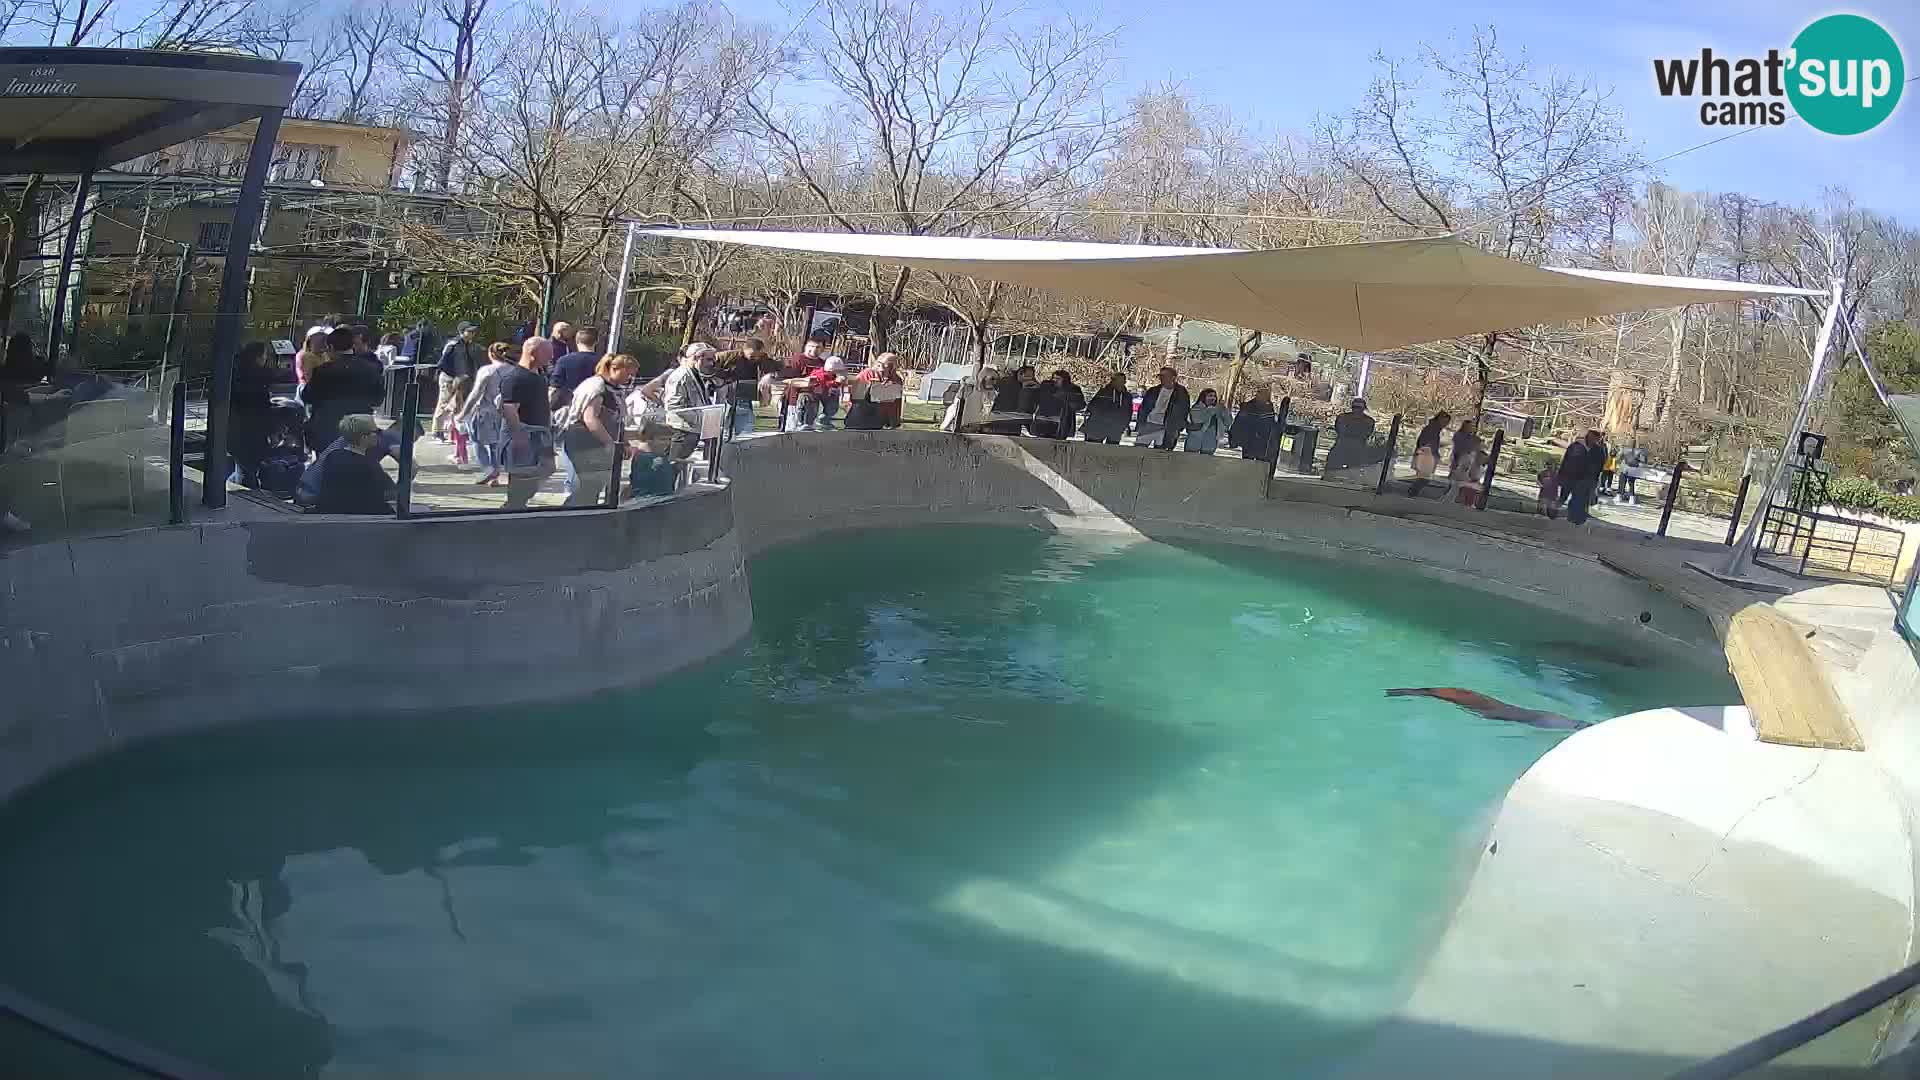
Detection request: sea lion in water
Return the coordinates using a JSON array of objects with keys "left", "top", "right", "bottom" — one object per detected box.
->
[{"left": 1385, "top": 688, "right": 1589, "bottom": 731}]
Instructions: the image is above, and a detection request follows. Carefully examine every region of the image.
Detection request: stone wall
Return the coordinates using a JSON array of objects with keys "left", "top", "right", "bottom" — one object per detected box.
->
[
  {"left": 724, "top": 430, "right": 1723, "bottom": 650},
  {"left": 0, "top": 485, "right": 751, "bottom": 802}
]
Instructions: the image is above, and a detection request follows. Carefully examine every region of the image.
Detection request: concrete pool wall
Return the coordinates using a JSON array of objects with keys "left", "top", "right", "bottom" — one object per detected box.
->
[
  {"left": 0, "top": 427, "right": 1734, "bottom": 809},
  {"left": 0, "top": 484, "right": 752, "bottom": 804},
  {"left": 4, "top": 426, "right": 1917, "bottom": 1074},
  {"left": 723, "top": 431, "right": 1726, "bottom": 652}
]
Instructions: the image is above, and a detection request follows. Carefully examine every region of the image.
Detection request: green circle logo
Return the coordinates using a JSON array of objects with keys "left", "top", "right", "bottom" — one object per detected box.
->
[{"left": 1787, "top": 14, "right": 1904, "bottom": 135}]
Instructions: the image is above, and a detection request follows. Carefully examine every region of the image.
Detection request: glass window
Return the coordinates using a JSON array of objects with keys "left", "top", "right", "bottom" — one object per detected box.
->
[
  {"left": 196, "top": 221, "right": 231, "bottom": 253},
  {"left": 273, "top": 143, "right": 336, "bottom": 182}
]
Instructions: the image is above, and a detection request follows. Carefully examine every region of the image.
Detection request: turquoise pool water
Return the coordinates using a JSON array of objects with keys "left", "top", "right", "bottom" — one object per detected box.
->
[{"left": 0, "top": 526, "right": 1739, "bottom": 1077}]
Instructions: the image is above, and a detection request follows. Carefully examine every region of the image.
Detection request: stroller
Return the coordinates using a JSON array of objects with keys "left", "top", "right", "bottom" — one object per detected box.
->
[{"left": 248, "top": 404, "right": 309, "bottom": 499}]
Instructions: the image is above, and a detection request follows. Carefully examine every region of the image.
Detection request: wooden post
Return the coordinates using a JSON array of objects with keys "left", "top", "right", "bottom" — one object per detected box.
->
[{"left": 1224, "top": 328, "right": 1259, "bottom": 406}]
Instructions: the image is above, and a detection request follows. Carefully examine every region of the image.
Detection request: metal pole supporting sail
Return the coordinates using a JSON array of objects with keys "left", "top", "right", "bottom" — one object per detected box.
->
[
  {"left": 606, "top": 222, "right": 639, "bottom": 355},
  {"left": 1721, "top": 277, "right": 1846, "bottom": 577}
]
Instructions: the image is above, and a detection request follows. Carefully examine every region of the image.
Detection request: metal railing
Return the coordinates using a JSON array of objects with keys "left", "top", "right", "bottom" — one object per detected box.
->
[
  {"left": 0, "top": 981, "right": 217, "bottom": 1079},
  {"left": 1667, "top": 958, "right": 1920, "bottom": 1079},
  {"left": 1755, "top": 503, "right": 1907, "bottom": 585}
]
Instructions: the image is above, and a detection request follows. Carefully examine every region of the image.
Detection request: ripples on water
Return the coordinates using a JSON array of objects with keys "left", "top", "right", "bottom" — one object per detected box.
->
[{"left": 0, "top": 526, "right": 1739, "bottom": 1077}]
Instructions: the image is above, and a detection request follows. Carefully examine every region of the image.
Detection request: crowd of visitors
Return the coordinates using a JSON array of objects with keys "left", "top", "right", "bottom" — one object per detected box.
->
[
  {"left": 236, "top": 317, "right": 927, "bottom": 515},
  {"left": 1406, "top": 411, "right": 1492, "bottom": 505},
  {"left": 1544, "top": 429, "right": 1612, "bottom": 525},
  {"left": 942, "top": 363, "right": 1280, "bottom": 457},
  {"left": 198, "top": 309, "right": 1659, "bottom": 531},
  {"left": 216, "top": 316, "right": 706, "bottom": 515}
]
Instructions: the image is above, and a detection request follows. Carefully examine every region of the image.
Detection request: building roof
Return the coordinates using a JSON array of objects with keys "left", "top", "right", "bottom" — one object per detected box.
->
[
  {"left": 644, "top": 228, "right": 1822, "bottom": 352},
  {"left": 0, "top": 47, "right": 299, "bottom": 173}
]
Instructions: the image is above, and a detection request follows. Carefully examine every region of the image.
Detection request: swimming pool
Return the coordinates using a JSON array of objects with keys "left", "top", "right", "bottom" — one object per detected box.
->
[{"left": 0, "top": 525, "right": 1740, "bottom": 1077}]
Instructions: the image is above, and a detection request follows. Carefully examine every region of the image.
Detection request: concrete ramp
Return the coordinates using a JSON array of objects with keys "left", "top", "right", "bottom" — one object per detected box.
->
[{"left": 1341, "top": 706, "right": 1909, "bottom": 1078}]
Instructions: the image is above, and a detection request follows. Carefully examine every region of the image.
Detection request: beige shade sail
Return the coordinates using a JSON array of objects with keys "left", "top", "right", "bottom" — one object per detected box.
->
[{"left": 645, "top": 228, "right": 1821, "bottom": 352}]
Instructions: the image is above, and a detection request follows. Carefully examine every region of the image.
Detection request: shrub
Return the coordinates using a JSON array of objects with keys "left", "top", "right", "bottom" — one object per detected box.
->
[
  {"left": 621, "top": 334, "right": 682, "bottom": 379},
  {"left": 1506, "top": 444, "right": 1562, "bottom": 478},
  {"left": 1826, "top": 473, "right": 1883, "bottom": 510},
  {"left": 381, "top": 276, "right": 513, "bottom": 343},
  {"left": 1825, "top": 473, "right": 1920, "bottom": 522}
]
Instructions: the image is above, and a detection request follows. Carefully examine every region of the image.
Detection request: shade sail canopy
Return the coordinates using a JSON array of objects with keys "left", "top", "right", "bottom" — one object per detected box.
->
[
  {"left": 0, "top": 48, "right": 299, "bottom": 173},
  {"left": 646, "top": 228, "right": 1822, "bottom": 352},
  {"left": 1136, "top": 319, "right": 1307, "bottom": 360}
]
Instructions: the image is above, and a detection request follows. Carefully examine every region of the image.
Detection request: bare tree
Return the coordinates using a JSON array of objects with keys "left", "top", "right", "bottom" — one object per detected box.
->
[
  {"left": 398, "top": 0, "right": 496, "bottom": 191},
  {"left": 3, "top": 0, "right": 293, "bottom": 49},
  {"left": 1632, "top": 183, "right": 1711, "bottom": 426},
  {"left": 410, "top": 0, "right": 773, "bottom": 326},
  {"left": 1324, "top": 26, "right": 1641, "bottom": 418},
  {"left": 0, "top": 173, "right": 44, "bottom": 332},
  {"left": 291, "top": 31, "right": 356, "bottom": 117},
  {"left": 332, "top": 0, "right": 401, "bottom": 123},
  {"left": 744, "top": 0, "right": 1118, "bottom": 350}
]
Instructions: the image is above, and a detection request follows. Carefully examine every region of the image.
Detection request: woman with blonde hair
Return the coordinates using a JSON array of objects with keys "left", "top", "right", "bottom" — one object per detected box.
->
[
  {"left": 559, "top": 352, "right": 638, "bottom": 507},
  {"left": 459, "top": 342, "right": 515, "bottom": 486}
]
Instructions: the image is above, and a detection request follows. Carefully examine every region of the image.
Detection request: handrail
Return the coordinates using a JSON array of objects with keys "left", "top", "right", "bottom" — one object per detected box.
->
[
  {"left": 1756, "top": 503, "right": 1906, "bottom": 584},
  {"left": 0, "top": 982, "right": 220, "bottom": 1079},
  {"left": 1667, "top": 959, "right": 1920, "bottom": 1080}
]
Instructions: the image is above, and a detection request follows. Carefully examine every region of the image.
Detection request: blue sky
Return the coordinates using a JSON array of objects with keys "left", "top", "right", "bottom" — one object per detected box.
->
[{"left": 741, "top": 0, "right": 1919, "bottom": 222}]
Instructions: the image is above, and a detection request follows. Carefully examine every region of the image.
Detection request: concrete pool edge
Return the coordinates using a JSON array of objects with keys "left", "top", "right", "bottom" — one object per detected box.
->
[
  {"left": 3, "top": 427, "right": 1916, "bottom": 1074},
  {"left": 0, "top": 483, "right": 753, "bottom": 804},
  {"left": 726, "top": 430, "right": 1920, "bottom": 1072},
  {"left": 725, "top": 432, "right": 1735, "bottom": 654}
]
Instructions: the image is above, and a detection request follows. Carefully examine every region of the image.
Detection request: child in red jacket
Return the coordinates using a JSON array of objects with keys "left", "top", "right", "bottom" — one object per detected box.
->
[{"left": 803, "top": 357, "right": 846, "bottom": 431}]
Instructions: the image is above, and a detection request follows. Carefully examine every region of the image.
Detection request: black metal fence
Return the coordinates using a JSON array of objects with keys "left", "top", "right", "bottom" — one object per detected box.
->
[{"left": 1755, "top": 503, "right": 1907, "bottom": 585}]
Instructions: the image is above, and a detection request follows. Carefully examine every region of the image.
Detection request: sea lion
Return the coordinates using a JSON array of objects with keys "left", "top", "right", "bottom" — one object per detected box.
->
[{"left": 1384, "top": 688, "right": 1589, "bottom": 731}]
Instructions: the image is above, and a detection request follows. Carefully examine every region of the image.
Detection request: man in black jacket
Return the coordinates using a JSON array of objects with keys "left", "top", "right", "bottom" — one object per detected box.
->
[
  {"left": 549, "top": 326, "right": 605, "bottom": 400},
  {"left": 433, "top": 322, "right": 486, "bottom": 439},
  {"left": 1559, "top": 430, "right": 1608, "bottom": 525},
  {"left": 1134, "top": 367, "right": 1191, "bottom": 449}
]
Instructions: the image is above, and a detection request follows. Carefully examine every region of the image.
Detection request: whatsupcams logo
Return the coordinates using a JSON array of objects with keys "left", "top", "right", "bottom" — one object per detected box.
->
[{"left": 1653, "top": 13, "right": 1904, "bottom": 135}]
